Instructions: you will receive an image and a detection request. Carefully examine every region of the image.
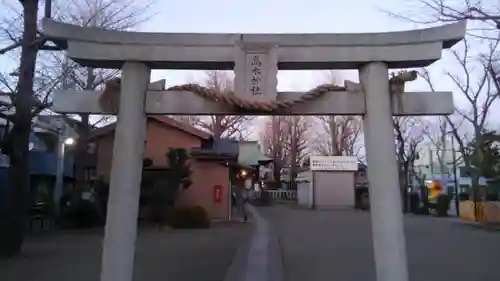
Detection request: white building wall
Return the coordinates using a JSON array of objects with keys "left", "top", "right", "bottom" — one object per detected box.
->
[
  {"left": 414, "top": 142, "right": 464, "bottom": 179},
  {"left": 414, "top": 142, "right": 488, "bottom": 190}
]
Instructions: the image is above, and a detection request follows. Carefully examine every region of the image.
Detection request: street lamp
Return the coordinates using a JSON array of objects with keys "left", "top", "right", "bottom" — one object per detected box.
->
[
  {"left": 53, "top": 131, "right": 75, "bottom": 216},
  {"left": 240, "top": 169, "right": 247, "bottom": 177},
  {"left": 446, "top": 131, "right": 460, "bottom": 217},
  {"left": 64, "top": 137, "right": 75, "bottom": 146}
]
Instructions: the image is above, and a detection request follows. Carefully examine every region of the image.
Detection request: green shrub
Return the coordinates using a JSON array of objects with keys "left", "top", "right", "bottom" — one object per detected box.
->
[
  {"left": 64, "top": 199, "right": 102, "bottom": 228},
  {"left": 168, "top": 205, "right": 210, "bottom": 229},
  {"left": 459, "top": 192, "right": 470, "bottom": 201},
  {"left": 94, "top": 181, "right": 109, "bottom": 218},
  {"left": 252, "top": 190, "right": 273, "bottom": 206},
  {"left": 409, "top": 192, "right": 420, "bottom": 214},
  {"left": 486, "top": 193, "right": 499, "bottom": 201},
  {"left": 436, "top": 194, "right": 451, "bottom": 217}
]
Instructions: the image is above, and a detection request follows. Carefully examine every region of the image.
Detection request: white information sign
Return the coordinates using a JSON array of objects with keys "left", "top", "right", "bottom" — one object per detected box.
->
[{"left": 310, "top": 156, "right": 358, "bottom": 171}]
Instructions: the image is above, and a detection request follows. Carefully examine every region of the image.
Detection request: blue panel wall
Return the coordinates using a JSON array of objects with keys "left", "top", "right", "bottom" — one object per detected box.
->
[
  {"left": 0, "top": 152, "right": 74, "bottom": 210},
  {"left": 29, "top": 151, "right": 74, "bottom": 177}
]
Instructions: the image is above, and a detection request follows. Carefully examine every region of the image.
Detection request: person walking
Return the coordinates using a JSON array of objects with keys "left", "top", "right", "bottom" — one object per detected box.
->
[{"left": 237, "top": 187, "right": 249, "bottom": 223}]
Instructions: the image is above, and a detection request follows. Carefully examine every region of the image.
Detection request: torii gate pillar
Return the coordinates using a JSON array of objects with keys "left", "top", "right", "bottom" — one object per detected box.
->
[
  {"left": 99, "top": 62, "right": 150, "bottom": 281},
  {"left": 360, "top": 62, "right": 409, "bottom": 281}
]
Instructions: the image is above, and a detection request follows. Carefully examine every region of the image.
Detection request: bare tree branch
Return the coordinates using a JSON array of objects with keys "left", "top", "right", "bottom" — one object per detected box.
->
[
  {"left": 261, "top": 116, "right": 308, "bottom": 187},
  {"left": 384, "top": 0, "right": 500, "bottom": 40},
  {"left": 172, "top": 71, "right": 254, "bottom": 139},
  {"left": 313, "top": 115, "right": 362, "bottom": 156},
  {"left": 419, "top": 37, "right": 499, "bottom": 200},
  {"left": 311, "top": 71, "right": 363, "bottom": 157}
]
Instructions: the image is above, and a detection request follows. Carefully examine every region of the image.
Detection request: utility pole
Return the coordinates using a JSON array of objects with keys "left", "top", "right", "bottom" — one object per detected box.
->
[
  {"left": 53, "top": 54, "right": 69, "bottom": 218},
  {"left": 272, "top": 117, "right": 278, "bottom": 186},
  {"left": 451, "top": 136, "right": 460, "bottom": 217},
  {"left": 290, "top": 117, "right": 297, "bottom": 190},
  {"left": 44, "top": 0, "right": 52, "bottom": 18},
  {"left": 428, "top": 145, "right": 434, "bottom": 177}
]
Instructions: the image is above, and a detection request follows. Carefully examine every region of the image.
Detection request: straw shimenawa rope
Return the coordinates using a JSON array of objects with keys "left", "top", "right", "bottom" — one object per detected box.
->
[
  {"left": 98, "top": 70, "right": 418, "bottom": 114},
  {"left": 166, "top": 83, "right": 346, "bottom": 112},
  {"left": 389, "top": 70, "right": 418, "bottom": 113},
  {"left": 98, "top": 78, "right": 122, "bottom": 113}
]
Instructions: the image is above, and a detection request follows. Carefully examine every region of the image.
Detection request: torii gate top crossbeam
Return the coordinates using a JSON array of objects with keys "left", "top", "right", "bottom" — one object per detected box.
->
[{"left": 42, "top": 19, "right": 466, "bottom": 70}]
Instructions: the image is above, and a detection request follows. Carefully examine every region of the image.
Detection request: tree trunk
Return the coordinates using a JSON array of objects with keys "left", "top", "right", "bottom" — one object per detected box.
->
[
  {"left": 73, "top": 114, "right": 89, "bottom": 198},
  {"left": 273, "top": 159, "right": 282, "bottom": 189},
  {"left": 212, "top": 116, "right": 223, "bottom": 139},
  {"left": 328, "top": 116, "right": 338, "bottom": 156},
  {"left": 0, "top": 0, "right": 39, "bottom": 257},
  {"left": 271, "top": 117, "right": 281, "bottom": 189},
  {"left": 470, "top": 172, "right": 480, "bottom": 221},
  {"left": 401, "top": 165, "right": 409, "bottom": 213},
  {"left": 290, "top": 134, "right": 297, "bottom": 190}
]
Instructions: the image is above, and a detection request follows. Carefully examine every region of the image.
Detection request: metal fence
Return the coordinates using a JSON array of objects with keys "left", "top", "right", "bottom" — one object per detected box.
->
[{"left": 255, "top": 190, "right": 297, "bottom": 202}]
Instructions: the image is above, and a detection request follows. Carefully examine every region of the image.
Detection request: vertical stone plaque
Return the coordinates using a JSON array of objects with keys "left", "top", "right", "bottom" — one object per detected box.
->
[{"left": 234, "top": 42, "right": 278, "bottom": 102}]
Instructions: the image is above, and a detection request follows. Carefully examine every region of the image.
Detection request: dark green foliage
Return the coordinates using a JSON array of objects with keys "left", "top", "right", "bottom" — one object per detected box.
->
[
  {"left": 64, "top": 199, "right": 101, "bottom": 228},
  {"left": 409, "top": 192, "right": 420, "bottom": 214},
  {"left": 466, "top": 131, "right": 500, "bottom": 180},
  {"left": 486, "top": 180, "right": 500, "bottom": 201},
  {"left": 486, "top": 193, "right": 499, "bottom": 201},
  {"left": 166, "top": 148, "right": 193, "bottom": 190},
  {"left": 252, "top": 190, "right": 273, "bottom": 206},
  {"left": 149, "top": 148, "right": 192, "bottom": 224},
  {"left": 143, "top": 158, "right": 153, "bottom": 167},
  {"left": 435, "top": 194, "right": 451, "bottom": 217},
  {"left": 168, "top": 205, "right": 210, "bottom": 229},
  {"left": 419, "top": 183, "right": 430, "bottom": 215},
  {"left": 149, "top": 190, "right": 170, "bottom": 224},
  {"left": 459, "top": 192, "right": 470, "bottom": 200},
  {"left": 94, "top": 180, "right": 109, "bottom": 218},
  {"left": 354, "top": 187, "right": 369, "bottom": 210}
]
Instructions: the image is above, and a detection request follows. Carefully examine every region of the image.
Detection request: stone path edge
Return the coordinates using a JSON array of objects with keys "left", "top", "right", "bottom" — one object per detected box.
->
[{"left": 222, "top": 205, "right": 285, "bottom": 281}]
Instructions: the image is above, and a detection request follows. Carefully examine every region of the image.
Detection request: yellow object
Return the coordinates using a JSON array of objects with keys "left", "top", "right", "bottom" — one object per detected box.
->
[
  {"left": 427, "top": 180, "right": 443, "bottom": 201},
  {"left": 459, "top": 201, "right": 500, "bottom": 223}
]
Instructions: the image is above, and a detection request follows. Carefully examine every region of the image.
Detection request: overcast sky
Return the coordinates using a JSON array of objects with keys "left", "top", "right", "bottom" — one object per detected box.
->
[
  {"left": 139, "top": 0, "right": 473, "bottom": 143},
  {"left": 0, "top": 0, "right": 472, "bottom": 106},
  {"left": 144, "top": 0, "right": 456, "bottom": 92},
  {"left": 1, "top": 0, "right": 497, "bottom": 145}
]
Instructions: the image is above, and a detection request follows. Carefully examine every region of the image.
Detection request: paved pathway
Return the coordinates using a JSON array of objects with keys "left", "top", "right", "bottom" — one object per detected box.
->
[
  {"left": 0, "top": 223, "right": 250, "bottom": 281},
  {"left": 260, "top": 206, "right": 500, "bottom": 281}
]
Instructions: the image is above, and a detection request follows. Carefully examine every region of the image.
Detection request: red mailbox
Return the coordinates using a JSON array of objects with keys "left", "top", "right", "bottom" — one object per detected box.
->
[{"left": 213, "top": 185, "right": 223, "bottom": 203}]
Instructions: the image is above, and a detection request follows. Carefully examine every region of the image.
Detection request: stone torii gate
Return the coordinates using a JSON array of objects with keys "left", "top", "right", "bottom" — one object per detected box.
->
[{"left": 43, "top": 18, "right": 465, "bottom": 281}]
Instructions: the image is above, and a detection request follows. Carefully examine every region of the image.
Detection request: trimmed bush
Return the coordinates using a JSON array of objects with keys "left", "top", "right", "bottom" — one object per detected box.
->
[
  {"left": 486, "top": 193, "right": 499, "bottom": 201},
  {"left": 409, "top": 192, "right": 420, "bottom": 214},
  {"left": 436, "top": 194, "right": 451, "bottom": 217},
  {"left": 168, "top": 205, "right": 210, "bottom": 229},
  {"left": 252, "top": 190, "right": 273, "bottom": 206},
  {"left": 64, "top": 199, "right": 102, "bottom": 228},
  {"left": 459, "top": 192, "right": 470, "bottom": 201},
  {"left": 359, "top": 192, "right": 370, "bottom": 210}
]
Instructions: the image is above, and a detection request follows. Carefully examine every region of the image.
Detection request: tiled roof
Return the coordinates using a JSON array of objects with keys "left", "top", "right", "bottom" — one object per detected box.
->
[
  {"left": 238, "top": 141, "right": 273, "bottom": 166},
  {"left": 190, "top": 138, "right": 238, "bottom": 160},
  {"left": 209, "top": 138, "right": 239, "bottom": 155},
  {"left": 89, "top": 116, "right": 212, "bottom": 141}
]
